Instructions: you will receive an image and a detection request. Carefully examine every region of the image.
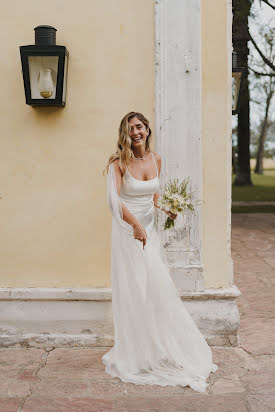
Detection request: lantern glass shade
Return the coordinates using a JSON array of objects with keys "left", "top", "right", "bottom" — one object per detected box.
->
[
  {"left": 232, "top": 68, "right": 244, "bottom": 115},
  {"left": 20, "top": 45, "right": 69, "bottom": 106},
  {"left": 28, "top": 56, "right": 58, "bottom": 99}
]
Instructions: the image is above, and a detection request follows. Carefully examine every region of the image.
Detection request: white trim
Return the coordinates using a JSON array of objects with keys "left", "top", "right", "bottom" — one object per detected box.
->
[
  {"left": 0, "top": 286, "right": 240, "bottom": 301},
  {"left": 0, "top": 285, "right": 241, "bottom": 348},
  {"left": 0, "top": 287, "right": 111, "bottom": 301}
]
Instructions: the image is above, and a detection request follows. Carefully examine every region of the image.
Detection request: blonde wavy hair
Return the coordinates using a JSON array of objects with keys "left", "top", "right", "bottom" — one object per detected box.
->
[{"left": 103, "top": 112, "right": 152, "bottom": 176}]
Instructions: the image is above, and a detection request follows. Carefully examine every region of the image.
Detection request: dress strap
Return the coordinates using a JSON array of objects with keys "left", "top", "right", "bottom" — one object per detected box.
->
[{"left": 151, "top": 152, "right": 158, "bottom": 178}]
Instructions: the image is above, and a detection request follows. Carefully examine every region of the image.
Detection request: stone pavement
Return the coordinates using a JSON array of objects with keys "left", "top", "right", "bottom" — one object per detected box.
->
[{"left": 0, "top": 213, "right": 274, "bottom": 412}]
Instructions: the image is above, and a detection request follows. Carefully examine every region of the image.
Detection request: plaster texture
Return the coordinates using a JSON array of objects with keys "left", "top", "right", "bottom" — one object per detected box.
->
[{"left": 0, "top": 0, "right": 155, "bottom": 289}]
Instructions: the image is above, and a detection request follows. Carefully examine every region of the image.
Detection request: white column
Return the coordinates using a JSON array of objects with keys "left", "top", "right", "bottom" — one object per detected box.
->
[{"left": 155, "top": 0, "right": 203, "bottom": 292}]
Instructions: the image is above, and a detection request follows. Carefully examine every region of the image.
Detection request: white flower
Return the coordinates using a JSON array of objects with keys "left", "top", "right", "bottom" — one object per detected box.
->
[{"left": 164, "top": 202, "right": 170, "bottom": 211}]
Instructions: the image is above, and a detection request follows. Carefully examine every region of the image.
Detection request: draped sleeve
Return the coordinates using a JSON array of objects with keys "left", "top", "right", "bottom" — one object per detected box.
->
[
  {"left": 106, "top": 161, "right": 150, "bottom": 303},
  {"left": 106, "top": 161, "right": 133, "bottom": 235}
]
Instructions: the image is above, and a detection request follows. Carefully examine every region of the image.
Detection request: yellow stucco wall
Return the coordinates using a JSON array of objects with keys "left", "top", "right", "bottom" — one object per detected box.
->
[
  {"left": 1, "top": 0, "right": 231, "bottom": 290},
  {"left": 0, "top": 0, "right": 155, "bottom": 287},
  {"left": 201, "top": 0, "right": 231, "bottom": 288}
]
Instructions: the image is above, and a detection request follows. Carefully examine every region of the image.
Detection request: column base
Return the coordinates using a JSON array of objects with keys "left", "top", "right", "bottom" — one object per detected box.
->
[{"left": 180, "top": 285, "right": 241, "bottom": 347}]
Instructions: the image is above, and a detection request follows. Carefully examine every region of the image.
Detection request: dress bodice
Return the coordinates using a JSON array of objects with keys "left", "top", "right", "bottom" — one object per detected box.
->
[
  {"left": 120, "top": 152, "right": 160, "bottom": 200},
  {"left": 119, "top": 152, "right": 160, "bottom": 239}
]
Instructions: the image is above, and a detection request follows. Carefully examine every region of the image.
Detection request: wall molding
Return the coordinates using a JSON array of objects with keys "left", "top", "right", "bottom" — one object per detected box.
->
[
  {"left": 0, "top": 286, "right": 240, "bottom": 301},
  {"left": 0, "top": 286, "right": 241, "bottom": 348}
]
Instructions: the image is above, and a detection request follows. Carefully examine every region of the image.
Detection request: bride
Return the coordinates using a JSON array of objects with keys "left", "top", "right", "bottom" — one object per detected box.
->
[{"left": 102, "top": 111, "right": 218, "bottom": 393}]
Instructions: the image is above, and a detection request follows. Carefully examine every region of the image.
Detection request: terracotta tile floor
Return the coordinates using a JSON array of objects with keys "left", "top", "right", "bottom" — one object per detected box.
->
[{"left": 0, "top": 214, "right": 274, "bottom": 411}]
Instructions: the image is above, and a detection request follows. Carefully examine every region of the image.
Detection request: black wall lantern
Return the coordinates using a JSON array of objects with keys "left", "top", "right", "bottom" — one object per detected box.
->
[
  {"left": 20, "top": 25, "right": 69, "bottom": 107},
  {"left": 232, "top": 51, "right": 244, "bottom": 115}
]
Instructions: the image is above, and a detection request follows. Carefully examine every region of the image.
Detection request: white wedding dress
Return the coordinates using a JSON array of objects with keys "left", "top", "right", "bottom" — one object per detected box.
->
[{"left": 102, "top": 152, "right": 218, "bottom": 392}]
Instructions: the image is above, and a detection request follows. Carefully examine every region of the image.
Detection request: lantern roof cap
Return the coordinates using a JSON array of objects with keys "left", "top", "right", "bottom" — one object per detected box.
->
[
  {"left": 34, "top": 25, "right": 57, "bottom": 31},
  {"left": 34, "top": 26, "right": 57, "bottom": 46}
]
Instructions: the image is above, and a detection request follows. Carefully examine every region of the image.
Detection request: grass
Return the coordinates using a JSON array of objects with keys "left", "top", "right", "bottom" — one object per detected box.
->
[
  {"left": 232, "top": 169, "right": 275, "bottom": 213},
  {"left": 232, "top": 170, "right": 275, "bottom": 202}
]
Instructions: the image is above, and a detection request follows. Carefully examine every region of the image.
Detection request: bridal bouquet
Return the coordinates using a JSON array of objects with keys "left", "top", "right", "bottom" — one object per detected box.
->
[{"left": 157, "top": 178, "right": 196, "bottom": 230}]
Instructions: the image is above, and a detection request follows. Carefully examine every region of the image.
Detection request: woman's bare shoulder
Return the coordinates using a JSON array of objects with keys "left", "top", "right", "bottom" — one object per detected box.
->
[
  {"left": 152, "top": 151, "right": 161, "bottom": 159},
  {"left": 152, "top": 152, "right": 161, "bottom": 162}
]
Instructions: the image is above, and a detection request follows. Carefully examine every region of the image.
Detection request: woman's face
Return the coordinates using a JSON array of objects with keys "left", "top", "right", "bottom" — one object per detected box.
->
[{"left": 128, "top": 116, "right": 149, "bottom": 149}]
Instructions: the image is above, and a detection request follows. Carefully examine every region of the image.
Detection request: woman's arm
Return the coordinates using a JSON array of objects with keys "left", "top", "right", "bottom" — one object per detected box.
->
[
  {"left": 153, "top": 152, "right": 161, "bottom": 209},
  {"left": 153, "top": 153, "right": 177, "bottom": 220},
  {"left": 113, "top": 160, "right": 147, "bottom": 248},
  {"left": 153, "top": 192, "right": 161, "bottom": 209}
]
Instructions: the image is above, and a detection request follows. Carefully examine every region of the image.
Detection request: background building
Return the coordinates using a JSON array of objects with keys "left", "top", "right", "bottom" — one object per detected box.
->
[{"left": 0, "top": 0, "right": 240, "bottom": 348}]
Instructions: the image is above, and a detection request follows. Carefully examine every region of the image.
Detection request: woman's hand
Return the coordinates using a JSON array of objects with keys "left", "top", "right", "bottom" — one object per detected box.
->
[
  {"left": 132, "top": 221, "right": 147, "bottom": 249},
  {"left": 164, "top": 210, "right": 177, "bottom": 220}
]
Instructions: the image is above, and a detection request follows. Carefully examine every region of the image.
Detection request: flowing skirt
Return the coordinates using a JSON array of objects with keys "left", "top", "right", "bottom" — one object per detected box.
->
[{"left": 102, "top": 205, "right": 218, "bottom": 393}]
